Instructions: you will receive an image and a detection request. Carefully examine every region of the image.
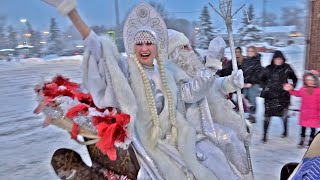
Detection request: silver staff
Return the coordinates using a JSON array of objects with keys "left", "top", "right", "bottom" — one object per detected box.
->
[{"left": 209, "top": 0, "right": 254, "bottom": 178}]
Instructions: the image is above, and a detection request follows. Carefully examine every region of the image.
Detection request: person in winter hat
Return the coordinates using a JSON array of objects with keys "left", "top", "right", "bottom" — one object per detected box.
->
[
  {"left": 260, "top": 50, "right": 298, "bottom": 143},
  {"left": 283, "top": 70, "right": 320, "bottom": 147}
]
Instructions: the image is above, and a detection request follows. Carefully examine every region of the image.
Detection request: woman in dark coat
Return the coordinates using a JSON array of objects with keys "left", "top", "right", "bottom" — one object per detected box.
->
[{"left": 260, "top": 50, "right": 297, "bottom": 142}]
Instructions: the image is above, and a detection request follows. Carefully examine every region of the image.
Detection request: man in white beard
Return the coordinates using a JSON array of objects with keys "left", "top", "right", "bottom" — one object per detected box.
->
[
  {"left": 167, "top": 29, "right": 250, "bottom": 142},
  {"left": 168, "top": 29, "right": 254, "bottom": 179}
]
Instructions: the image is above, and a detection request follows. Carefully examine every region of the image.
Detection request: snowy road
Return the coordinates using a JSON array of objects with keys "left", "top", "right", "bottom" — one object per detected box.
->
[{"left": 0, "top": 56, "right": 307, "bottom": 180}]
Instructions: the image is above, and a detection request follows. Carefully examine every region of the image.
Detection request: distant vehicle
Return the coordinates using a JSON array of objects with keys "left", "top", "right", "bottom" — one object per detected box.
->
[
  {"left": 58, "top": 49, "right": 84, "bottom": 56},
  {"left": 0, "top": 49, "right": 15, "bottom": 61},
  {"left": 274, "top": 42, "right": 287, "bottom": 47}
]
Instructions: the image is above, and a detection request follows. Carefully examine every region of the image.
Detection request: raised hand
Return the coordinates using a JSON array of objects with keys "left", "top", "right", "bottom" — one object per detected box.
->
[
  {"left": 283, "top": 83, "right": 293, "bottom": 91},
  {"left": 231, "top": 70, "right": 244, "bottom": 89},
  {"left": 205, "top": 36, "right": 226, "bottom": 70},
  {"left": 41, "top": 0, "right": 77, "bottom": 16}
]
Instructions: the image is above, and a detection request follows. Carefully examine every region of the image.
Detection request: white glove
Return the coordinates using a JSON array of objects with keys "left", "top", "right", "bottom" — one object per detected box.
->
[
  {"left": 230, "top": 70, "right": 244, "bottom": 89},
  {"left": 41, "top": 0, "right": 77, "bottom": 16},
  {"left": 205, "top": 36, "right": 226, "bottom": 69}
]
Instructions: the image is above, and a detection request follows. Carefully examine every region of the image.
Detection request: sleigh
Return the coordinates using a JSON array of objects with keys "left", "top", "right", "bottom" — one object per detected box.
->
[
  {"left": 280, "top": 132, "right": 320, "bottom": 180},
  {"left": 34, "top": 75, "right": 140, "bottom": 179}
]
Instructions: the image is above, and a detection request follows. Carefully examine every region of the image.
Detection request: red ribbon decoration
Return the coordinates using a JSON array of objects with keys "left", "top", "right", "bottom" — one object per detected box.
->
[
  {"left": 93, "top": 113, "right": 130, "bottom": 160},
  {"left": 66, "top": 103, "right": 89, "bottom": 119},
  {"left": 71, "top": 123, "right": 79, "bottom": 140},
  {"left": 34, "top": 75, "right": 131, "bottom": 161}
]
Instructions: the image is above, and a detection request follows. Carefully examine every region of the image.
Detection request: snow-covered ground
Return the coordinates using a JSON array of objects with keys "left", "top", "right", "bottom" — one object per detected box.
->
[{"left": 0, "top": 47, "right": 310, "bottom": 180}]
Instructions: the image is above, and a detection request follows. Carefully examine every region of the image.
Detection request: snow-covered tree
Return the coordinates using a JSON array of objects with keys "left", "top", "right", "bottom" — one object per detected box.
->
[
  {"left": 238, "top": 24, "right": 262, "bottom": 45},
  {"left": 241, "top": 4, "right": 255, "bottom": 27},
  {"left": 7, "top": 25, "right": 18, "bottom": 49},
  {"left": 26, "top": 21, "right": 42, "bottom": 56},
  {"left": 0, "top": 16, "right": 7, "bottom": 49},
  {"left": 237, "top": 4, "right": 262, "bottom": 45},
  {"left": 197, "top": 5, "right": 214, "bottom": 49},
  {"left": 149, "top": 1, "right": 170, "bottom": 21},
  {"left": 48, "top": 18, "right": 63, "bottom": 54},
  {"left": 264, "top": 12, "right": 279, "bottom": 26}
]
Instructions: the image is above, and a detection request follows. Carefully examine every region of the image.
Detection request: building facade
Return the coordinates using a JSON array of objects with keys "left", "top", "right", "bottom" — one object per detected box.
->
[{"left": 306, "top": 0, "right": 320, "bottom": 71}]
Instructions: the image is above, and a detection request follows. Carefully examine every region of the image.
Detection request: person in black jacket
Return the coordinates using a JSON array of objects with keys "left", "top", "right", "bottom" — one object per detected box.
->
[
  {"left": 217, "top": 47, "right": 244, "bottom": 77},
  {"left": 242, "top": 46, "right": 263, "bottom": 122},
  {"left": 260, "top": 50, "right": 298, "bottom": 143},
  {"left": 216, "top": 47, "right": 251, "bottom": 112}
]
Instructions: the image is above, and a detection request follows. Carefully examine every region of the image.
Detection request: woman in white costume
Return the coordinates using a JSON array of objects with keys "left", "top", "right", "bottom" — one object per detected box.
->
[{"left": 41, "top": 0, "right": 249, "bottom": 179}]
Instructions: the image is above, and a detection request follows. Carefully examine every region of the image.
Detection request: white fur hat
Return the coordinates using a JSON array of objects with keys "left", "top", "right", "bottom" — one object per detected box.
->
[{"left": 167, "top": 29, "right": 190, "bottom": 55}]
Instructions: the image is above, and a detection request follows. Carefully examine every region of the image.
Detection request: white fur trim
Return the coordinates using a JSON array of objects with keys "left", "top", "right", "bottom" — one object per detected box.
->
[
  {"left": 167, "top": 29, "right": 190, "bottom": 55},
  {"left": 57, "top": 0, "right": 77, "bottom": 16},
  {"left": 88, "top": 107, "right": 103, "bottom": 116}
]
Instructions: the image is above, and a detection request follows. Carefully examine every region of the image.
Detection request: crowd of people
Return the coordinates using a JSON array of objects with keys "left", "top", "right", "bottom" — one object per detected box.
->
[{"left": 218, "top": 45, "right": 319, "bottom": 146}]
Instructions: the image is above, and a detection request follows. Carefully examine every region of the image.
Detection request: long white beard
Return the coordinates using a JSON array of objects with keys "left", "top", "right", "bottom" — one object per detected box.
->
[{"left": 169, "top": 49, "right": 204, "bottom": 77}]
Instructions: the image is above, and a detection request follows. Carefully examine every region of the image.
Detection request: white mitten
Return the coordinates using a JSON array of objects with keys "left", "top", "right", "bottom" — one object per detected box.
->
[
  {"left": 231, "top": 70, "right": 244, "bottom": 89},
  {"left": 205, "top": 36, "right": 226, "bottom": 69},
  {"left": 41, "top": 0, "right": 77, "bottom": 16}
]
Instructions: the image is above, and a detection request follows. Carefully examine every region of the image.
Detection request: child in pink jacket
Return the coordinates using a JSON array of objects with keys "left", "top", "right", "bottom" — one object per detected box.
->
[{"left": 284, "top": 70, "right": 320, "bottom": 147}]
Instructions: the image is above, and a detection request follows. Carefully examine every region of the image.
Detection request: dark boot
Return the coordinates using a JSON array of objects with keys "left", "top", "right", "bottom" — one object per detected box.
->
[
  {"left": 308, "top": 137, "right": 314, "bottom": 147},
  {"left": 281, "top": 117, "right": 288, "bottom": 138},
  {"left": 297, "top": 137, "right": 305, "bottom": 148},
  {"left": 249, "top": 106, "right": 256, "bottom": 123},
  {"left": 262, "top": 117, "right": 270, "bottom": 143},
  {"left": 249, "top": 114, "right": 256, "bottom": 123},
  {"left": 262, "top": 133, "right": 267, "bottom": 143}
]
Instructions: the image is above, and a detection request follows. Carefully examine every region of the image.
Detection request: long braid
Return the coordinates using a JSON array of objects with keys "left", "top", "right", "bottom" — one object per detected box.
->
[
  {"left": 132, "top": 54, "right": 160, "bottom": 148},
  {"left": 157, "top": 56, "right": 177, "bottom": 145}
]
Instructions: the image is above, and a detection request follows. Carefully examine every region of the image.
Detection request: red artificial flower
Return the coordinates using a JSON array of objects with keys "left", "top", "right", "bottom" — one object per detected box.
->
[
  {"left": 52, "top": 75, "right": 80, "bottom": 90},
  {"left": 58, "top": 89, "right": 76, "bottom": 99},
  {"left": 94, "top": 113, "right": 130, "bottom": 160},
  {"left": 42, "top": 82, "right": 59, "bottom": 98},
  {"left": 75, "top": 92, "right": 95, "bottom": 107},
  {"left": 52, "top": 75, "right": 69, "bottom": 86},
  {"left": 66, "top": 103, "right": 89, "bottom": 119}
]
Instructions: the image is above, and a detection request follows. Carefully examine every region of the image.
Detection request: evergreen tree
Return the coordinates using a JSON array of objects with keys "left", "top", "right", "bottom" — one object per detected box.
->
[
  {"left": 26, "top": 21, "right": 42, "bottom": 56},
  {"left": 238, "top": 24, "right": 262, "bottom": 45},
  {"left": 264, "top": 12, "right": 278, "bottom": 26},
  {"left": 239, "top": 4, "right": 255, "bottom": 32},
  {"left": 198, "top": 5, "right": 214, "bottom": 49},
  {"left": 0, "top": 16, "right": 7, "bottom": 49},
  {"left": 7, "top": 25, "right": 18, "bottom": 49},
  {"left": 48, "top": 18, "right": 63, "bottom": 54}
]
